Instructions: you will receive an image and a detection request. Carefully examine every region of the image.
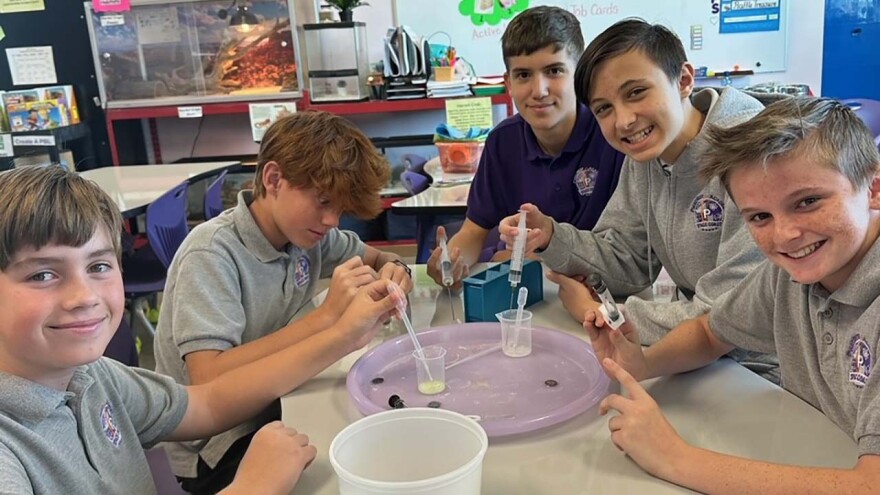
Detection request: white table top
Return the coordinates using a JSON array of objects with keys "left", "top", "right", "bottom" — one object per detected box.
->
[
  {"left": 391, "top": 183, "right": 469, "bottom": 215},
  {"left": 81, "top": 162, "right": 239, "bottom": 217},
  {"left": 282, "top": 267, "right": 857, "bottom": 494}
]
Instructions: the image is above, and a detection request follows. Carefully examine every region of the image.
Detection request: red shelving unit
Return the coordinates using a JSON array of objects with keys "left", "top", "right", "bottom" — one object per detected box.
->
[{"left": 104, "top": 90, "right": 513, "bottom": 165}]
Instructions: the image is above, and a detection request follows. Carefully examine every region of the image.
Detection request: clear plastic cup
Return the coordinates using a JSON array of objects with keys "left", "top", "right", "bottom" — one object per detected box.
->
[
  {"left": 497, "top": 309, "right": 533, "bottom": 357},
  {"left": 414, "top": 345, "right": 446, "bottom": 395}
]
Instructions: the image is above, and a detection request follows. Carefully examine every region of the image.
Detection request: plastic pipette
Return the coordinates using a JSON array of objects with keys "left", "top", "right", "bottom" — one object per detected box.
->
[
  {"left": 511, "top": 286, "right": 528, "bottom": 348},
  {"left": 438, "top": 231, "right": 458, "bottom": 322},
  {"left": 586, "top": 274, "right": 626, "bottom": 330},
  {"left": 389, "top": 283, "right": 434, "bottom": 381},
  {"left": 508, "top": 209, "right": 527, "bottom": 307},
  {"left": 445, "top": 344, "right": 501, "bottom": 370}
]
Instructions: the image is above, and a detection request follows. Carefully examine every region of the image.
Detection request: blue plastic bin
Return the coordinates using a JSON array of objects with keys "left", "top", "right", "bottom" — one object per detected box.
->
[{"left": 463, "top": 260, "right": 543, "bottom": 322}]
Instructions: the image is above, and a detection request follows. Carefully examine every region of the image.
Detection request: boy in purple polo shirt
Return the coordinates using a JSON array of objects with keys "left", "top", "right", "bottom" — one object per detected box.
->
[{"left": 426, "top": 6, "right": 624, "bottom": 287}]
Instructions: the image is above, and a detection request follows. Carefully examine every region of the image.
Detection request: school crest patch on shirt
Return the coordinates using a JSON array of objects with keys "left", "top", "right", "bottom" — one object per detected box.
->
[
  {"left": 573, "top": 166, "right": 599, "bottom": 197},
  {"left": 847, "top": 334, "right": 872, "bottom": 388},
  {"left": 690, "top": 194, "right": 724, "bottom": 232},
  {"left": 294, "top": 255, "right": 311, "bottom": 288},
  {"left": 100, "top": 402, "right": 122, "bottom": 447}
]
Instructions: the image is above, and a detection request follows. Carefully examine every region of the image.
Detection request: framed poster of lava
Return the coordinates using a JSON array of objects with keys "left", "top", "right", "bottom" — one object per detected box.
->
[{"left": 84, "top": 0, "right": 304, "bottom": 108}]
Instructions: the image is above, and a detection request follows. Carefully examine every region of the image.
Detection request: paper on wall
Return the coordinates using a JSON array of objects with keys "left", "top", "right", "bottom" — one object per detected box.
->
[
  {"left": 6, "top": 46, "right": 57, "bottom": 86},
  {"left": 0, "top": 0, "right": 44, "bottom": 14},
  {"left": 249, "top": 102, "right": 297, "bottom": 142}
]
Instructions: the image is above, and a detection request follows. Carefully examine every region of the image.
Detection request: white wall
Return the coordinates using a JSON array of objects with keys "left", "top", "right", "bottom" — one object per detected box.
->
[{"left": 156, "top": 0, "right": 826, "bottom": 163}]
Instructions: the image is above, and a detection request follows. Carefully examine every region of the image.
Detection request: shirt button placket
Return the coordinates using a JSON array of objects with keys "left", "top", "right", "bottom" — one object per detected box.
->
[{"left": 818, "top": 306, "right": 835, "bottom": 347}]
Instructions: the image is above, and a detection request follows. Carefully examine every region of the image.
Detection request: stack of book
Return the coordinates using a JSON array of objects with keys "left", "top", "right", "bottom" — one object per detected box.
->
[{"left": 427, "top": 80, "right": 472, "bottom": 99}]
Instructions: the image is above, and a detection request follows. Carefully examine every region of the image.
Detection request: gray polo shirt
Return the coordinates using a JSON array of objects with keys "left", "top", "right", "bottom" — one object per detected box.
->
[
  {"left": 710, "top": 239, "right": 880, "bottom": 456},
  {"left": 0, "top": 358, "right": 188, "bottom": 495},
  {"left": 153, "top": 189, "right": 364, "bottom": 477}
]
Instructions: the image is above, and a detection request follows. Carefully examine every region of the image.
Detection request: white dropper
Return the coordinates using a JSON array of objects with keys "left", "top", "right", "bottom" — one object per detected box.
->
[
  {"left": 389, "top": 282, "right": 433, "bottom": 381},
  {"left": 512, "top": 286, "right": 528, "bottom": 348}
]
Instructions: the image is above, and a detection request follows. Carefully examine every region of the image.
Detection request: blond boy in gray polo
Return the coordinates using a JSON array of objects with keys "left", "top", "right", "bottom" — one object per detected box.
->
[{"left": 582, "top": 98, "right": 880, "bottom": 492}]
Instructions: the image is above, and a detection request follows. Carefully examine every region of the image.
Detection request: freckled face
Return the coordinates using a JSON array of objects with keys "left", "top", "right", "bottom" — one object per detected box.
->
[{"left": 729, "top": 155, "right": 880, "bottom": 292}]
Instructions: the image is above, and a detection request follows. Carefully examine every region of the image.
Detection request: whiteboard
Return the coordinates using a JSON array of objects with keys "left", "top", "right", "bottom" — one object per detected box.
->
[{"left": 394, "top": 0, "right": 788, "bottom": 77}]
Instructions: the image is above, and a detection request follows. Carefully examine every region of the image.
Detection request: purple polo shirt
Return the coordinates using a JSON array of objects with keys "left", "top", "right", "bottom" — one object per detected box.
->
[{"left": 467, "top": 104, "right": 624, "bottom": 231}]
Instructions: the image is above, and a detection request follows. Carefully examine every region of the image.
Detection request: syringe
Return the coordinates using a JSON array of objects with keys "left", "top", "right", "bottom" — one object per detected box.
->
[
  {"left": 438, "top": 230, "right": 454, "bottom": 287},
  {"left": 508, "top": 210, "right": 527, "bottom": 308},
  {"left": 586, "top": 273, "right": 626, "bottom": 330}
]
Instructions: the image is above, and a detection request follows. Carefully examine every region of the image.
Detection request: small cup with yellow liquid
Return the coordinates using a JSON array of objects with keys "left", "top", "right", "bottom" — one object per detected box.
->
[{"left": 414, "top": 345, "right": 446, "bottom": 395}]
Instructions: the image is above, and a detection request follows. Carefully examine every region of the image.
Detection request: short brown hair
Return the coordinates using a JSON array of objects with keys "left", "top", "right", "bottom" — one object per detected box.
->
[
  {"left": 700, "top": 97, "right": 880, "bottom": 192},
  {"left": 253, "top": 111, "right": 390, "bottom": 219},
  {"left": 0, "top": 166, "right": 123, "bottom": 270},
  {"left": 574, "top": 19, "right": 686, "bottom": 105},
  {"left": 501, "top": 6, "right": 584, "bottom": 71}
]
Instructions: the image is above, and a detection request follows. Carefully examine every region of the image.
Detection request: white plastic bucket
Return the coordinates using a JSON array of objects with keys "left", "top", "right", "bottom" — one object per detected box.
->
[{"left": 330, "top": 408, "right": 488, "bottom": 495}]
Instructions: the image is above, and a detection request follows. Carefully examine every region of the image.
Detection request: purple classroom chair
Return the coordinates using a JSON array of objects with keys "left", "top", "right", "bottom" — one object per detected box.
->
[
  {"left": 122, "top": 182, "right": 189, "bottom": 336},
  {"left": 401, "top": 170, "right": 431, "bottom": 195},
  {"left": 203, "top": 170, "right": 228, "bottom": 221}
]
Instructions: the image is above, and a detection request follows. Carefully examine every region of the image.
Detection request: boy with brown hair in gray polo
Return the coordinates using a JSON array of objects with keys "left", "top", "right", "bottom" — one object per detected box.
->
[{"left": 0, "top": 166, "right": 402, "bottom": 494}]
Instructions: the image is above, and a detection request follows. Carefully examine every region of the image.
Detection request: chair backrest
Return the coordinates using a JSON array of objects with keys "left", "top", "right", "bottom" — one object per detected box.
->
[
  {"left": 401, "top": 170, "right": 430, "bottom": 195},
  {"left": 401, "top": 153, "right": 428, "bottom": 174},
  {"left": 203, "top": 170, "right": 228, "bottom": 220},
  {"left": 146, "top": 182, "right": 189, "bottom": 268},
  {"left": 842, "top": 98, "right": 880, "bottom": 138}
]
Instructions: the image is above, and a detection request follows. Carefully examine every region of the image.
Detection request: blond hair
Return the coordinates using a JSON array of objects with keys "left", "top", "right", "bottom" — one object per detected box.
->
[
  {"left": 700, "top": 97, "right": 880, "bottom": 191},
  {"left": 253, "top": 111, "right": 390, "bottom": 219},
  {"left": 0, "top": 166, "right": 123, "bottom": 270}
]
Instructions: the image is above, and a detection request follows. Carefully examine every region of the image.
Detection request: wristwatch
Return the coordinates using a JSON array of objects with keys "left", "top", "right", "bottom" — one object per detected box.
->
[{"left": 391, "top": 258, "right": 412, "bottom": 278}]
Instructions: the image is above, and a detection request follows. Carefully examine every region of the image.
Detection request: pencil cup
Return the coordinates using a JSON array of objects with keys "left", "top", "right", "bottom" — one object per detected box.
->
[
  {"left": 414, "top": 345, "right": 446, "bottom": 395},
  {"left": 497, "top": 309, "right": 533, "bottom": 358},
  {"left": 434, "top": 66, "right": 455, "bottom": 82}
]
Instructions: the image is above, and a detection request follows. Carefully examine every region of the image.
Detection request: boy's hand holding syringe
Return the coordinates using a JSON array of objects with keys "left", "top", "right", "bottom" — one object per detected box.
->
[
  {"left": 426, "top": 225, "right": 469, "bottom": 290},
  {"left": 499, "top": 203, "right": 555, "bottom": 255}
]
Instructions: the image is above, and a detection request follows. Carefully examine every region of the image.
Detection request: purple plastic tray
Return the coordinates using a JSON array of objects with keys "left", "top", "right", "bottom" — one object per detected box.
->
[{"left": 346, "top": 323, "right": 610, "bottom": 437}]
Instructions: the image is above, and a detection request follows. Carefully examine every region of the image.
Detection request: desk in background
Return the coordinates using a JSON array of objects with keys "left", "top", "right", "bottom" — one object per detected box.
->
[
  {"left": 282, "top": 268, "right": 857, "bottom": 494},
  {"left": 105, "top": 92, "right": 514, "bottom": 165},
  {"left": 391, "top": 184, "right": 469, "bottom": 262},
  {"left": 82, "top": 161, "right": 239, "bottom": 218}
]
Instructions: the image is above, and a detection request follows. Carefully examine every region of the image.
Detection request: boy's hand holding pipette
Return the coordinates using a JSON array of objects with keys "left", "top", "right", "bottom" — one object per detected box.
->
[
  {"left": 498, "top": 204, "right": 554, "bottom": 255},
  {"left": 319, "top": 257, "right": 380, "bottom": 323},
  {"left": 584, "top": 309, "right": 647, "bottom": 382},
  {"left": 546, "top": 270, "right": 601, "bottom": 323},
  {"left": 336, "top": 280, "right": 403, "bottom": 351},
  {"left": 426, "top": 226, "right": 469, "bottom": 290},
  {"left": 376, "top": 254, "right": 414, "bottom": 294},
  {"left": 598, "top": 358, "right": 687, "bottom": 480}
]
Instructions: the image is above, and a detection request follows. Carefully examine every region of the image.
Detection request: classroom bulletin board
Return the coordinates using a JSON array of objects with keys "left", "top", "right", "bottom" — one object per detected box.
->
[{"left": 394, "top": 0, "right": 788, "bottom": 77}]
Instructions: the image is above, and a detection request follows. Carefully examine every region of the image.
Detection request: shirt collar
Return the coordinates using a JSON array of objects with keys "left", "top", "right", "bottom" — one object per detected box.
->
[
  {"left": 0, "top": 366, "right": 92, "bottom": 427},
  {"left": 524, "top": 104, "right": 594, "bottom": 162},
  {"left": 232, "top": 189, "right": 287, "bottom": 263},
  {"left": 814, "top": 236, "right": 880, "bottom": 308}
]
